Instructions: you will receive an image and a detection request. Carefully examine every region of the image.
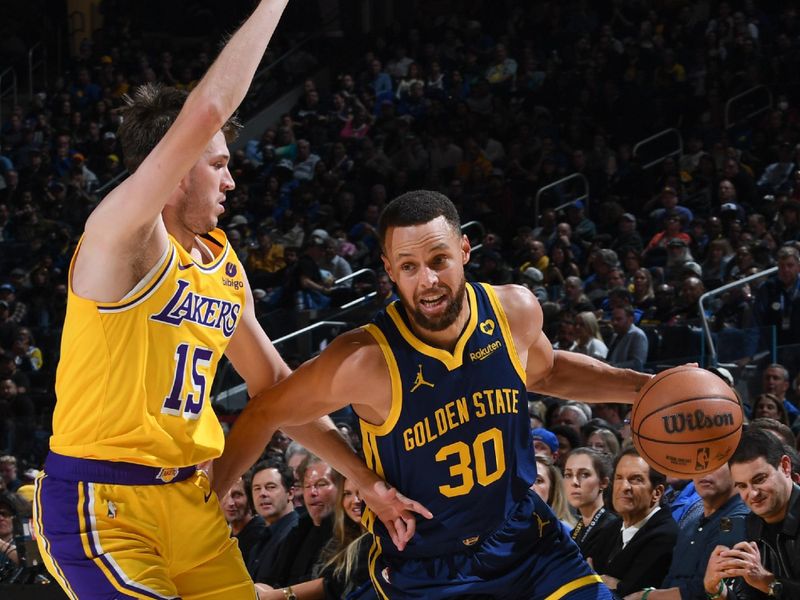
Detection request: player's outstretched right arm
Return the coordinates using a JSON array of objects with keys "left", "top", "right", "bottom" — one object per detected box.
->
[{"left": 74, "top": 0, "right": 290, "bottom": 301}]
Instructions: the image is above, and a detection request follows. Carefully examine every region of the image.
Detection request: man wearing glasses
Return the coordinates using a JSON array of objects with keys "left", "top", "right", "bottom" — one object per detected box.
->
[{"left": 267, "top": 456, "right": 339, "bottom": 590}]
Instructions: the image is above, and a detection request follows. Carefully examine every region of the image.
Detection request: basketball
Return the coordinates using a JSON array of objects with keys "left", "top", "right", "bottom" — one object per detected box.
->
[{"left": 631, "top": 366, "right": 744, "bottom": 477}]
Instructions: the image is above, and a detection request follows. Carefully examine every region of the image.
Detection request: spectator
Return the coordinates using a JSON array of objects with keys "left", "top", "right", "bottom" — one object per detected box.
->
[
  {"left": 248, "top": 460, "right": 299, "bottom": 586},
  {"left": 591, "top": 448, "right": 679, "bottom": 597},
  {"left": 757, "top": 142, "right": 795, "bottom": 196},
  {"left": 586, "top": 428, "right": 620, "bottom": 456},
  {"left": 704, "top": 428, "right": 800, "bottom": 599},
  {"left": 0, "top": 491, "right": 20, "bottom": 571},
  {"left": 607, "top": 305, "right": 649, "bottom": 371},
  {"left": 531, "top": 427, "right": 560, "bottom": 463},
  {"left": 641, "top": 463, "right": 749, "bottom": 600},
  {"left": 221, "top": 475, "right": 264, "bottom": 564},
  {"left": 269, "top": 455, "right": 338, "bottom": 587},
  {"left": 574, "top": 311, "right": 609, "bottom": 360},
  {"left": 0, "top": 456, "right": 20, "bottom": 492},
  {"left": 754, "top": 246, "right": 800, "bottom": 350},
  {"left": 563, "top": 448, "right": 619, "bottom": 562},
  {"left": 752, "top": 393, "right": 792, "bottom": 428},
  {"left": 532, "top": 455, "right": 576, "bottom": 528},
  {"left": 760, "top": 364, "right": 800, "bottom": 426}
]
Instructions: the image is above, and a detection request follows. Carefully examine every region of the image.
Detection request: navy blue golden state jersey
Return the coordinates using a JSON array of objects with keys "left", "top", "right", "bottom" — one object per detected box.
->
[{"left": 359, "top": 282, "right": 537, "bottom": 554}]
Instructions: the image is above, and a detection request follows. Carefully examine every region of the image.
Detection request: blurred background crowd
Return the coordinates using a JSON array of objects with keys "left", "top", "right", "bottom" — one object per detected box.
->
[{"left": 2, "top": 0, "right": 800, "bottom": 592}]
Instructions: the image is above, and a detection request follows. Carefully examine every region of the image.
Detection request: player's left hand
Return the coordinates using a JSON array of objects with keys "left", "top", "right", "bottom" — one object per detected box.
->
[{"left": 361, "top": 479, "right": 433, "bottom": 551}]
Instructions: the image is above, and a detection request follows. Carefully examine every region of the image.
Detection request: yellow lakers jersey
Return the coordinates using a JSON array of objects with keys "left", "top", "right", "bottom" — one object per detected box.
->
[{"left": 50, "top": 229, "right": 246, "bottom": 467}]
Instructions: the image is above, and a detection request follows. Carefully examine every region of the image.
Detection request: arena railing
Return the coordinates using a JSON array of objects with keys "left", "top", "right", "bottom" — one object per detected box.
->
[
  {"left": 213, "top": 321, "right": 350, "bottom": 412},
  {"left": 725, "top": 85, "right": 772, "bottom": 131},
  {"left": 533, "top": 173, "right": 589, "bottom": 227},
  {"left": 0, "top": 67, "right": 18, "bottom": 125},
  {"left": 461, "top": 220, "right": 486, "bottom": 253},
  {"left": 632, "top": 128, "right": 683, "bottom": 170},
  {"left": 27, "top": 42, "right": 46, "bottom": 99},
  {"left": 699, "top": 266, "right": 777, "bottom": 366}
]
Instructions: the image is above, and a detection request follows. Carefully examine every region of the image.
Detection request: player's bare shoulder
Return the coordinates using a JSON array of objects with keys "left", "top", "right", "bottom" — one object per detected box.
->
[
  {"left": 492, "top": 283, "right": 544, "bottom": 348},
  {"left": 316, "top": 326, "right": 393, "bottom": 424}
]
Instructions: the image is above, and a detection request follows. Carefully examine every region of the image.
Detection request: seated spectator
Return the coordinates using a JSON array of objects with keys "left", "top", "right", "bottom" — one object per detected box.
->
[
  {"left": 703, "top": 428, "right": 800, "bottom": 599},
  {"left": 0, "top": 491, "right": 21, "bottom": 571},
  {"left": 591, "top": 448, "right": 678, "bottom": 596},
  {"left": 518, "top": 266, "right": 548, "bottom": 303},
  {"left": 631, "top": 268, "right": 656, "bottom": 313},
  {"left": 563, "top": 448, "right": 619, "bottom": 562},
  {"left": 268, "top": 455, "right": 339, "bottom": 587},
  {"left": 222, "top": 475, "right": 265, "bottom": 564},
  {"left": 752, "top": 393, "right": 792, "bottom": 428},
  {"left": 759, "top": 364, "right": 800, "bottom": 428},
  {"left": 586, "top": 428, "right": 620, "bottom": 457},
  {"left": 574, "top": 311, "right": 609, "bottom": 360},
  {"left": 641, "top": 463, "right": 749, "bottom": 600},
  {"left": 561, "top": 276, "right": 595, "bottom": 313},
  {"left": 643, "top": 211, "right": 691, "bottom": 264},
  {"left": 607, "top": 305, "right": 649, "bottom": 371},
  {"left": 650, "top": 186, "right": 694, "bottom": 225},
  {"left": 531, "top": 427, "right": 560, "bottom": 464},
  {"left": 552, "top": 314, "right": 578, "bottom": 352},
  {"left": 257, "top": 475, "right": 371, "bottom": 600},
  {"left": 532, "top": 455, "right": 576, "bottom": 528},
  {"left": 757, "top": 141, "right": 795, "bottom": 196},
  {"left": 0, "top": 456, "right": 21, "bottom": 492},
  {"left": 248, "top": 460, "right": 300, "bottom": 585}
]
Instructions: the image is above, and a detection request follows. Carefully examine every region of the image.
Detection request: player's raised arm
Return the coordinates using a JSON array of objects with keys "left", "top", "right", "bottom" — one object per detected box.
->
[
  {"left": 74, "top": 0, "right": 290, "bottom": 301},
  {"left": 497, "top": 284, "right": 651, "bottom": 404}
]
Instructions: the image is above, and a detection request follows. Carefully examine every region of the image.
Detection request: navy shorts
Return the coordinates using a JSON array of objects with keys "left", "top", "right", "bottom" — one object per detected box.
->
[{"left": 368, "top": 489, "right": 611, "bottom": 600}]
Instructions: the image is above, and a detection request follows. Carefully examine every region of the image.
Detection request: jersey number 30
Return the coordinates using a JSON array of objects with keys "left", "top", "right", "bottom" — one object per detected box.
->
[
  {"left": 435, "top": 427, "right": 506, "bottom": 497},
  {"left": 162, "top": 343, "right": 213, "bottom": 419}
]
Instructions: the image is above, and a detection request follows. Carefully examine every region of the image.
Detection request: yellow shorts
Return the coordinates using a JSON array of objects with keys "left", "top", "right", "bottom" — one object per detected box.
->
[{"left": 33, "top": 456, "right": 254, "bottom": 600}]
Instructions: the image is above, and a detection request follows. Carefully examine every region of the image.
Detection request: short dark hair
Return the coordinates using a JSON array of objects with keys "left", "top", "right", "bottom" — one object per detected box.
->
[
  {"left": 614, "top": 446, "right": 666, "bottom": 491},
  {"left": 378, "top": 190, "right": 461, "bottom": 251},
  {"left": 749, "top": 418, "right": 796, "bottom": 448},
  {"left": 730, "top": 427, "right": 787, "bottom": 469},
  {"left": 251, "top": 459, "right": 294, "bottom": 493},
  {"left": 118, "top": 83, "right": 242, "bottom": 172}
]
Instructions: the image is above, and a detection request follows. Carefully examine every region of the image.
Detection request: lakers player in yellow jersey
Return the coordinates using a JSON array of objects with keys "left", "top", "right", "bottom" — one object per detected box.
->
[{"left": 33, "top": 3, "right": 426, "bottom": 599}]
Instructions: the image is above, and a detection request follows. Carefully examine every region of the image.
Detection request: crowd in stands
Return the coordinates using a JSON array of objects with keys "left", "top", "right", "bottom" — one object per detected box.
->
[{"left": 3, "top": 0, "right": 800, "bottom": 593}]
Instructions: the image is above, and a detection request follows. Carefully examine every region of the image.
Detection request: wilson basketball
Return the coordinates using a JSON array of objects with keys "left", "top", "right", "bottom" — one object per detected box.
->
[{"left": 631, "top": 366, "right": 743, "bottom": 477}]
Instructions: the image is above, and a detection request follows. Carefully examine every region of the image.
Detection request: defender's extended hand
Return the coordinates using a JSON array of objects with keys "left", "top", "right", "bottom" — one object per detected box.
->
[{"left": 361, "top": 480, "right": 433, "bottom": 551}]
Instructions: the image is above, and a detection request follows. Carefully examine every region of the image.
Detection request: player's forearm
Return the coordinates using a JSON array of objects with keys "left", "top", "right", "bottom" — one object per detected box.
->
[
  {"left": 284, "top": 421, "right": 380, "bottom": 489},
  {"left": 192, "top": 0, "right": 289, "bottom": 122},
  {"left": 532, "top": 350, "right": 651, "bottom": 404},
  {"left": 213, "top": 394, "right": 280, "bottom": 497}
]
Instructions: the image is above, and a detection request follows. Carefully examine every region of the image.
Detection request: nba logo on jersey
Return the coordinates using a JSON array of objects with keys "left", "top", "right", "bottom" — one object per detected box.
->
[
  {"left": 157, "top": 467, "right": 180, "bottom": 483},
  {"left": 225, "top": 262, "right": 237, "bottom": 277}
]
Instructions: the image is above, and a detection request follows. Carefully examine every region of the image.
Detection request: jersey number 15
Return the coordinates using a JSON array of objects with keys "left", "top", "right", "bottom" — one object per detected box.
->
[{"left": 162, "top": 343, "right": 213, "bottom": 419}]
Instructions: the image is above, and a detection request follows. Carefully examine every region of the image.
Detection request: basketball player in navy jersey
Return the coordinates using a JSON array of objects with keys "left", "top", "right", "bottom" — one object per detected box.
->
[{"left": 215, "top": 190, "right": 653, "bottom": 599}]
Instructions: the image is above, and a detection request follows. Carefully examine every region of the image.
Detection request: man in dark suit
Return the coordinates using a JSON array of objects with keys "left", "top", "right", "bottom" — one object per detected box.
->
[{"left": 591, "top": 447, "right": 679, "bottom": 597}]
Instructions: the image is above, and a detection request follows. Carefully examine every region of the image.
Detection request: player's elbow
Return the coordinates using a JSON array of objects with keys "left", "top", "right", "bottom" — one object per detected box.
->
[{"left": 184, "top": 91, "right": 229, "bottom": 135}]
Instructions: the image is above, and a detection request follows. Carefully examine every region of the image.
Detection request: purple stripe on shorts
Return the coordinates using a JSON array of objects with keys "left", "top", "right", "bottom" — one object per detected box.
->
[
  {"left": 81, "top": 482, "right": 174, "bottom": 600},
  {"left": 38, "top": 475, "right": 141, "bottom": 599}
]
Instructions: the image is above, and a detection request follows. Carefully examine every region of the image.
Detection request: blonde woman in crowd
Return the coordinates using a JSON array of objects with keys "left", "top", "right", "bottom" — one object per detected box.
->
[
  {"left": 532, "top": 455, "right": 576, "bottom": 528},
  {"left": 586, "top": 428, "right": 621, "bottom": 457},
  {"left": 574, "top": 311, "right": 608, "bottom": 360}
]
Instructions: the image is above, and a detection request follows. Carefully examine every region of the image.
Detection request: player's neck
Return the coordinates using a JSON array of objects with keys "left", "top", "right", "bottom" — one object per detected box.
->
[{"left": 408, "top": 303, "right": 471, "bottom": 352}]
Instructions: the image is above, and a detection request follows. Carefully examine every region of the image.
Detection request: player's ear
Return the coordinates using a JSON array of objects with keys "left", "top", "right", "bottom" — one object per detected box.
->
[
  {"left": 461, "top": 234, "right": 471, "bottom": 265},
  {"left": 381, "top": 254, "right": 395, "bottom": 282}
]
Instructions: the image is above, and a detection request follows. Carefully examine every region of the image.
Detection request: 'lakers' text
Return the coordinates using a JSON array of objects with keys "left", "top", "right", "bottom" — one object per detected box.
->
[
  {"left": 151, "top": 279, "right": 241, "bottom": 337},
  {"left": 403, "top": 388, "right": 520, "bottom": 451}
]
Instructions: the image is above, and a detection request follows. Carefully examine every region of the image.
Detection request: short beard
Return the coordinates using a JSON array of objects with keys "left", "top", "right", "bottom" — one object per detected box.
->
[{"left": 408, "top": 278, "right": 466, "bottom": 332}]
